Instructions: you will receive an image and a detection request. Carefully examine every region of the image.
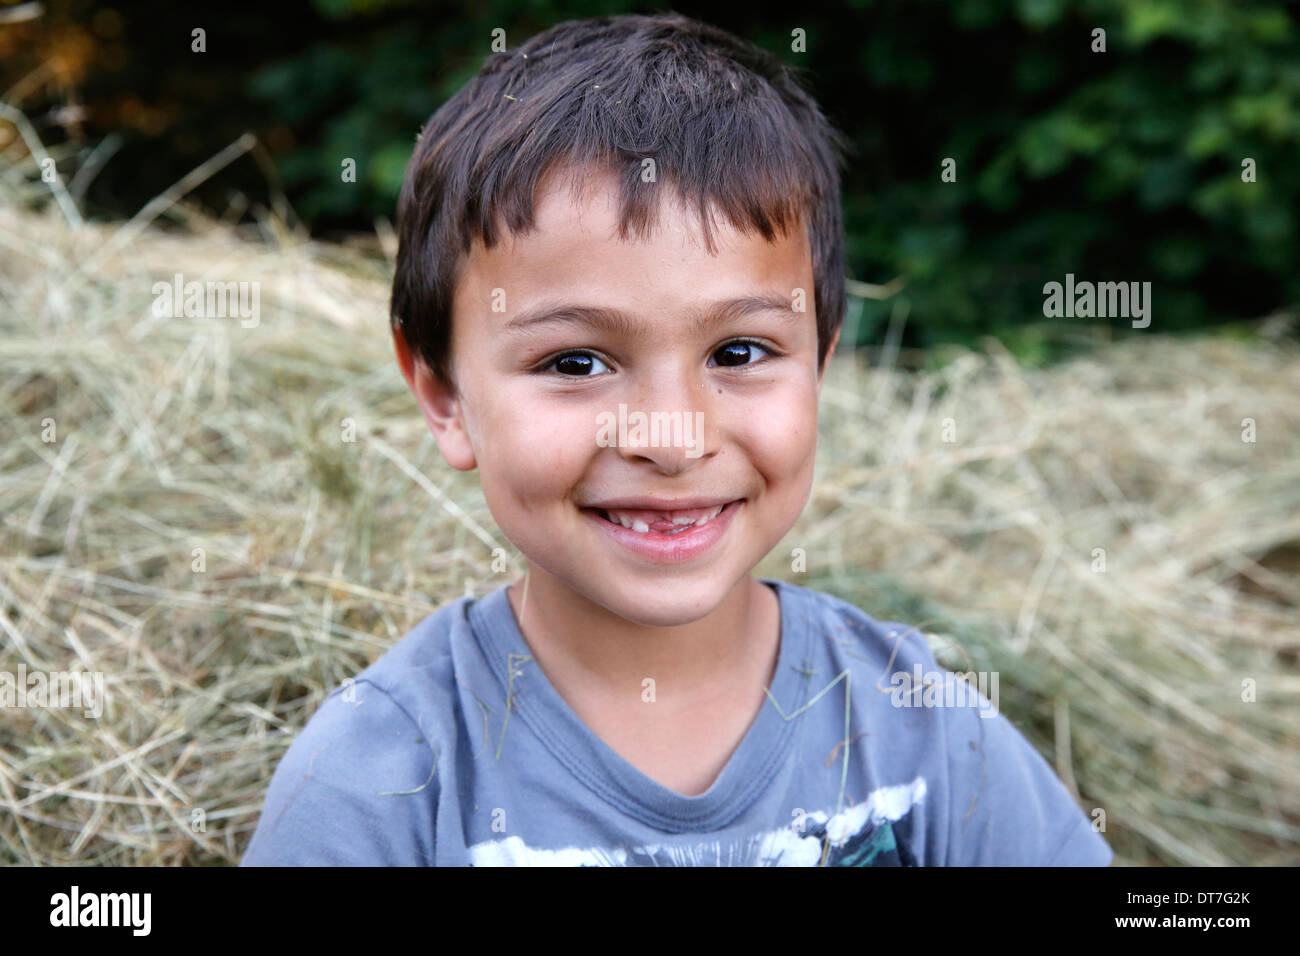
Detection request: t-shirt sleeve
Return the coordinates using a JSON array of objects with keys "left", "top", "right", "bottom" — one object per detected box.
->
[
  {"left": 935, "top": 689, "right": 1113, "bottom": 866},
  {"left": 240, "top": 680, "right": 439, "bottom": 866}
]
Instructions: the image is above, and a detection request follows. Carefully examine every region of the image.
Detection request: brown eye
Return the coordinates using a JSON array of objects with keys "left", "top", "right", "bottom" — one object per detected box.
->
[
  {"left": 711, "top": 341, "right": 769, "bottom": 367},
  {"left": 548, "top": 352, "right": 611, "bottom": 376}
]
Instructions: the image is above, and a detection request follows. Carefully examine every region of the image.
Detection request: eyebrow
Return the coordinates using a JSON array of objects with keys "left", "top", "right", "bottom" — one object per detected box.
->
[{"left": 500, "top": 293, "right": 800, "bottom": 339}]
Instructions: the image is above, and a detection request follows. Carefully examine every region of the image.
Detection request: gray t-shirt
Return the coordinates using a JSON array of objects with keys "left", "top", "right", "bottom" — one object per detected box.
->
[{"left": 241, "top": 579, "right": 1113, "bottom": 866}]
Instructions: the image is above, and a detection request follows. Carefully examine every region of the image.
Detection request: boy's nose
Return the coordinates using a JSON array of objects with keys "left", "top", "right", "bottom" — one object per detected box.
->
[
  {"left": 618, "top": 434, "right": 710, "bottom": 474},
  {"left": 612, "top": 376, "right": 716, "bottom": 473}
]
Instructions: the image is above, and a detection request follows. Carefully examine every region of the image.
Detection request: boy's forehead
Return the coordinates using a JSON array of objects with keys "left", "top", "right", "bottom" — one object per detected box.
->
[
  {"left": 530, "top": 166, "right": 694, "bottom": 247},
  {"left": 456, "top": 167, "right": 812, "bottom": 305}
]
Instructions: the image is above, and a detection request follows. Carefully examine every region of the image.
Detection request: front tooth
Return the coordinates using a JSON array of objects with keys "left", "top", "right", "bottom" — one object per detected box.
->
[
  {"left": 618, "top": 514, "right": 634, "bottom": 529},
  {"left": 672, "top": 515, "right": 695, "bottom": 526},
  {"left": 632, "top": 519, "right": 650, "bottom": 533},
  {"left": 693, "top": 507, "right": 720, "bottom": 527}
]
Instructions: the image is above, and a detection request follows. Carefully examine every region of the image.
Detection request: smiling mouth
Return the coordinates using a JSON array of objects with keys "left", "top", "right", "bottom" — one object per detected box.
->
[{"left": 588, "top": 501, "right": 739, "bottom": 535}]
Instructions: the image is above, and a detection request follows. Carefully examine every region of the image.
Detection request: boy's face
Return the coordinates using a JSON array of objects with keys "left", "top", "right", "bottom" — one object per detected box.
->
[{"left": 398, "top": 167, "right": 835, "bottom": 627}]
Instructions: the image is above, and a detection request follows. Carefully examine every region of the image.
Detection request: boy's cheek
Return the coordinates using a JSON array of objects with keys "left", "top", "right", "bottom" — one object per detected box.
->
[
  {"left": 475, "top": 421, "right": 589, "bottom": 505},
  {"left": 733, "top": 394, "right": 819, "bottom": 457},
  {"left": 481, "top": 404, "right": 596, "bottom": 469}
]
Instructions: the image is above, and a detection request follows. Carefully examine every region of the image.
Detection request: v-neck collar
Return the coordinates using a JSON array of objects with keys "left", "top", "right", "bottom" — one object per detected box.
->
[{"left": 467, "top": 577, "right": 810, "bottom": 832}]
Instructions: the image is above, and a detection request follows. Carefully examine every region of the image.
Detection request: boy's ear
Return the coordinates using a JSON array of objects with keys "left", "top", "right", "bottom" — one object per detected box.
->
[{"left": 392, "top": 324, "right": 477, "bottom": 472}]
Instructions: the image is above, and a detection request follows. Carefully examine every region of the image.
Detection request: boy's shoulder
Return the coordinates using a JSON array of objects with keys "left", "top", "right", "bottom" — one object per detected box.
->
[
  {"left": 240, "top": 595, "right": 473, "bottom": 866},
  {"left": 769, "top": 579, "right": 1112, "bottom": 866},
  {"left": 349, "top": 594, "right": 470, "bottom": 697}
]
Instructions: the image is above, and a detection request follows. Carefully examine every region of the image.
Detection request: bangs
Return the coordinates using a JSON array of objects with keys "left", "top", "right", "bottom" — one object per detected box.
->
[{"left": 466, "top": 83, "right": 815, "bottom": 256}]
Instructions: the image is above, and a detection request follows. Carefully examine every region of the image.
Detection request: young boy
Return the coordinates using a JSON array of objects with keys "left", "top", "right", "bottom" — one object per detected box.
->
[{"left": 243, "top": 12, "right": 1113, "bottom": 866}]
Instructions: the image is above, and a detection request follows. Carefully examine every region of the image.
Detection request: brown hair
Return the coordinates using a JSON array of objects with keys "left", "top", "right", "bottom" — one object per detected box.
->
[{"left": 391, "top": 11, "right": 847, "bottom": 391}]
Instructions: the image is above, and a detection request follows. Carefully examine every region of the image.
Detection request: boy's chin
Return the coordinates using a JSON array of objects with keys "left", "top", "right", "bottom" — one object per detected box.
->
[{"left": 568, "top": 568, "right": 749, "bottom": 629}]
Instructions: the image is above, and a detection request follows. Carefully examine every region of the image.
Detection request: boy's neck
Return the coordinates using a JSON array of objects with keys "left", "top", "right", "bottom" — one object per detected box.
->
[{"left": 505, "top": 569, "right": 780, "bottom": 709}]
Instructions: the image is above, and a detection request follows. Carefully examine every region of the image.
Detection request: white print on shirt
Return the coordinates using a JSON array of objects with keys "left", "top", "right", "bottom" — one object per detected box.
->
[{"left": 466, "top": 776, "right": 926, "bottom": 866}]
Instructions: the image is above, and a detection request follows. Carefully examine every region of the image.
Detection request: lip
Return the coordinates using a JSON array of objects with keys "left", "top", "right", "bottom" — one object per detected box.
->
[
  {"left": 583, "top": 496, "right": 735, "bottom": 511},
  {"left": 581, "top": 499, "right": 743, "bottom": 564}
]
